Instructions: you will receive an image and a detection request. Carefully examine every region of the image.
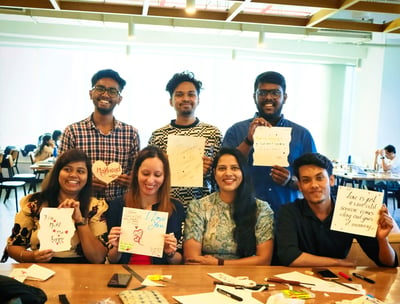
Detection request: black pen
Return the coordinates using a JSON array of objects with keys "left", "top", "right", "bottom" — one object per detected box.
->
[
  {"left": 331, "top": 280, "right": 360, "bottom": 291},
  {"left": 352, "top": 273, "right": 375, "bottom": 284},
  {"left": 216, "top": 288, "right": 243, "bottom": 302}
]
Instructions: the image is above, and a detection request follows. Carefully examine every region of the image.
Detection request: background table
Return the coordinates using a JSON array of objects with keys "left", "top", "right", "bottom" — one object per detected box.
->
[{"left": 1, "top": 264, "right": 399, "bottom": 303}]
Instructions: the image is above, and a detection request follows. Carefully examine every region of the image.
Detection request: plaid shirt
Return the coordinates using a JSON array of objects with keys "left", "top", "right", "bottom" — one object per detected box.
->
[{"left": 59, "top": 114, "right": 140, "bottom": 201}]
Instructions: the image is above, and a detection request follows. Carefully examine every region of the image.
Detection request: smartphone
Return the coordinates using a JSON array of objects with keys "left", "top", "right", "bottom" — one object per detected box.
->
[
  {"left": 312, "top": 268, "right": 339, "bottom": 280},
  {"left": 107, "top": 273, "right": 132, "bottom": 288}
]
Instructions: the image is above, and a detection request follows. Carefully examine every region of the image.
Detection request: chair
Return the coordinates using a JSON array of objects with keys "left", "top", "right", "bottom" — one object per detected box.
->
[
  {"left": 29, "top": 152, "right": 47, "bottom": 182},
  {"left": 7, "top": 155, "right": 37, "bottom": 193},
  {"left": 20, "top": 144, "right": 37, "bottom": 157},
  {"left": 0, "top": 166, "right": 26, "bottom": 212},
  {"left": 9, "top": 149, "right": 20, "bottom": 174}
]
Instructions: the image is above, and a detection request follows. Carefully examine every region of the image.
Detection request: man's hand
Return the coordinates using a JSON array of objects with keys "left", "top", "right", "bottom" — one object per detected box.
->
[
  {"left": 270, "top": 165, "right": 291, "bottom": 186},
  {"left": 376, "top": 205, "right": 393, "bottom": 240}
]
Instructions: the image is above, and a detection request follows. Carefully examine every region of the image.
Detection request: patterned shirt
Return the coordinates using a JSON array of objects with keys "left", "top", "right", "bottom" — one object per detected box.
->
[
  {"left": 5, "top": 194, "right": 108, "bottom": 261},
  {"left": 148, "top": 118, "right": 222, "bottom": 206},
  {"left": 184, "top": 192, "right": 274, "bottom": 260},
  {"left": 59, "top": 114, "right": 140, "bottom": 201}
]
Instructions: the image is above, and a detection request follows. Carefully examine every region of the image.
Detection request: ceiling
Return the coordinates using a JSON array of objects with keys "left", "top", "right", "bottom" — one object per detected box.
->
[{"left": 0, "top": 0, "right": 400, "bottom": 53}]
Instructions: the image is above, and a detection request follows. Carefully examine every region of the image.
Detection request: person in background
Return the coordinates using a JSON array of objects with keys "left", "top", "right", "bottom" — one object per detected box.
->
[
  {"left": 106, "top": 145, "right": 185, "bottom": 265},
  {"left": 2, "top": 149, "right": 109, "bottom": 263},
  {"left": 373, "top": 144, "right": 400, "bottom": 207},
  {"left": 184, "top": 147, "right": 274, "bottom": 265},
  {"left": 34, "top": 134, "right": 55, "bottom": 162},
  {"left": 148, "top": 71, "right": 222, "bottom": 206},
  {"left": 223, "top": 71, "right": 316, "bottom": 214},
  {"left": 274, "top": 152, "right": 398, "bottom": 267},
  {"left": 59, "top": 69, "right": 140, "bottom": 203},
  {"left": 52, "top": 130, "right": 62, "bottom": 148}
]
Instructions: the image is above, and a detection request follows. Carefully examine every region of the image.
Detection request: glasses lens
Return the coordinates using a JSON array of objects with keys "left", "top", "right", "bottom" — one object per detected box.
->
[
  {"left": 107, "top": 88, "right": 119, "bottom": 97},
  {"left": 93, "top": 86, "right": 119, "bottom": 97},
  {"left": 257, "top": 89, "right": 281, "bottom": 98}
]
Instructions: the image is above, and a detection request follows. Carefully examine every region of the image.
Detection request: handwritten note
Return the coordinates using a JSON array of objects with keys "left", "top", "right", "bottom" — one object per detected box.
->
[
  {"left": 38, "top": 208, "right": 75, "bottom": 252},
  {"left": 253, "top": 126, "right": 291, "bottom": 166},
  {"left": 331, "top": 186, "right": 383, "bottom": 237},
  {"left": 92, "top": 160, "right": 122, "bottom": 184},
  {"left": 119, "top": 207, "right": 168, "bottom": 258},
  {"left": 167, "top": 135, "right": 205, "bottom": 187}
]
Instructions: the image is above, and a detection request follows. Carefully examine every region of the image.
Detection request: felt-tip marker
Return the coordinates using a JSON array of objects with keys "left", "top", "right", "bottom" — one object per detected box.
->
[
  {"left": 216, "top": 288, "right": 243, "bottom": 302},
  {"left": 338, "top": 272, "right": 352, "bottom": 281},
  {"left": 352, "top": 273, "right": 375, "bottom": 284}
]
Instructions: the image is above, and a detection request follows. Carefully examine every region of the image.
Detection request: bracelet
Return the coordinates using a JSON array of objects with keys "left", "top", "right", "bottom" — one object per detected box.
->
[
  {"left": 75, "top": 219, "right": 87, "bottom": 228},
  {"left": 243, "top": 136, "right": 253, "bottom": 146},
  {"left": 217, "top": 258, "right": 224, "bottom": 266}
]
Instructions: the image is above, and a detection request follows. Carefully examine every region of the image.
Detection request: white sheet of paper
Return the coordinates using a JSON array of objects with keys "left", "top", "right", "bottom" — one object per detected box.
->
[
  {"left": 167, "top": 135, "right": 205, "bottom": 187},
  {"left": 173, "top": 285, "right": 262, "bottom": 304},
  {"left": 275, "top": 271, "right": 364, "bottom": 295},
  {"left": 38, "top": 208, "right": 75, "bottom": 252},
  {"left": 26, "top": 264, "right": 55, "bottom": 281},
  {"left": 331, "top": 186, "right": 383, "bottom": 237},
  {"left": 118, "top": 207, "right": 168, "bottom": 258},
  {"left": 253, "top": 126, "right": 291, "bottom": 166}
]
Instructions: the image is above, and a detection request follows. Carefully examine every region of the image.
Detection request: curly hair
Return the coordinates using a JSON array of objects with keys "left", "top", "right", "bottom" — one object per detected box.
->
[{"left": 165, "top": 71, "right": 203, "bottom": 97}]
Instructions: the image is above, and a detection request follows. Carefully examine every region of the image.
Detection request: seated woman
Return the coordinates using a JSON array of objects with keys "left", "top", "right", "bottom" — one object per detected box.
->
[
  {"left": 2, "top": 149, "right": 108, "bottom": 263},
  {"left": 106, "top": 145, "right": 185, "bottom": 265},
  {"left": 34, "top": 134, "right": 55, "bottom": 162},
  {"left": 184, "top": 147, "right": 274, "bottom": 265}
]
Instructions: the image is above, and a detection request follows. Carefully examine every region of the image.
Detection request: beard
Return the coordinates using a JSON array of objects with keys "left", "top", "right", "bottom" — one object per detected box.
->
[{"left": 96, "top": 106, "right": 115, "bottom": 115}]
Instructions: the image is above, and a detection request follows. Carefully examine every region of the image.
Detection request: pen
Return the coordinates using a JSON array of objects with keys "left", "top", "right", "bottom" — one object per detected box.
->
[
  {"left": 216, "top": 288, "right": 243, "bottom": 302},
  {"left": 338, "top": 272, "right": 352, "bottom": 281},
  {"left": 331, "top": 280, "right": 360, "bottom": 291},
  {"left": 352, "top": 273, "right": 375, "bottom": 284},
  {"left": 266, "top": 277, "right": 315, "bottom": 286},
  {"left": 214, "top": 281, "right": 270, "bottom": 290}
]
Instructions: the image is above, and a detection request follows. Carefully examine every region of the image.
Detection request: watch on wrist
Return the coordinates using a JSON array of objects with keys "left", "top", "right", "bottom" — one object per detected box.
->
[
  {"left": 75, "top": 219, "right": 87, "bottom": 228},
  {"left": 244, "top": 136, "right": 253, "bottom": 146}
]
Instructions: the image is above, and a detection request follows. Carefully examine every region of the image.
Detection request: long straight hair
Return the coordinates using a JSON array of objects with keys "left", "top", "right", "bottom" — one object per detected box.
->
[
  {"left": 212, "top": 147, "right": 257, "bottom": 257},
  {"left": 30, "top": 148, "right": 93, "bottom": 217},
  {"left": 125, "top": 145, "right": 174, "bottom": 215}
]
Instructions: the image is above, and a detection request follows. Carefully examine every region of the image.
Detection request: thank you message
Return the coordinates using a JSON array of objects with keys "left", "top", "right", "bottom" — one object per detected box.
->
[{"left": 331, "top": 186, "right": 383, "bottom": 237}]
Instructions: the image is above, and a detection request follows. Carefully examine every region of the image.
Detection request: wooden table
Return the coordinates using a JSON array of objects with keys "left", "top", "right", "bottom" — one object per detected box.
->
[{"left": 1, "top": 264, "right": 399, "bottom": 303}]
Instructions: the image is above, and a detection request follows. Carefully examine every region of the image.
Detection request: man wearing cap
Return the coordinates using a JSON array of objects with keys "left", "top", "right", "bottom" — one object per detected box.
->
[
  {"left": 59, "top": 69, "right": 140, "bottom": 202},
  {"left": 223, "top": 71, "right": 316, "bottom": 213}
]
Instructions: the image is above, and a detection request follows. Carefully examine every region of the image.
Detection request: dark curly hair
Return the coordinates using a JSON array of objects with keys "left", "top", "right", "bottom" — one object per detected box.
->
[
  {"left": 165, "top": 71, "right": 203, "bottom": 97},
  {"left": 293, "top": 152, "right": 333, "bottom": 179}
]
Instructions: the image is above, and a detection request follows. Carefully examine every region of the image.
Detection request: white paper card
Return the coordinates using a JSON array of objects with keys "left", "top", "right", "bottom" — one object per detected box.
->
[
  {"left": 92, "top": 160, "right": 122, "bottom": 184},
  {"left": 253, "top": 126, "right": 291, "bottom": 166},
  {"left": 26, "top": 264, "right": 55, "bottom": 281},
  {"left": 167, "top": 135, "right": 205, "bottom": 187},
  {"left": 118, "top": 207, "right": 168, "bottom": 257},
  {"left": 38, "top": 208, "right": 75, "bottom": 252},
  {"left": 331, "top": 186, "right": 383, "bottom": 237}
]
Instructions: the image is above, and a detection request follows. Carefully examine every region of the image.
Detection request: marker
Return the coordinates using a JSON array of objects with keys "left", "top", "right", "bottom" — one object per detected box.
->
[
  {"left": 338, "top": 272, "right": 352, "bottom": 281},
  {"left": 216, "top": 288, "right": 243, "bottom": 302},
  {"left": 266, "top": 277, "right": 315, "bottom": 286},
  {"left": 352, "top": 273, "right": 375, "bottom": 284}
]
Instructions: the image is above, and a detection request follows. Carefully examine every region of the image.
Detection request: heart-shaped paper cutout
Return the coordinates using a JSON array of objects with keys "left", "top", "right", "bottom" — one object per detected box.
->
[{"left": 92, "top": 161, "right": 122, "bottom": 184}]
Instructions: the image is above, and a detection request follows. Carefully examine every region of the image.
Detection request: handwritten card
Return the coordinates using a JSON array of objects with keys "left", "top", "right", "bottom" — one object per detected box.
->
[
  {"left": 167, "top": 135, "right": 205, "bottom": 187},
  {"left": 331, "top": 186, "right": 383, "bottom": 237},
  {"left": 38, "top": 208, "right": 75, "bottom": 252},
  {"left": 253, "top": 126, "right": 291, "bottom": 167},
  {"left": 118, "top": 207, "right": 168, "bottom": 258},
  {"left": 92, "top": 160, "right": 122, "bottom": 184}
]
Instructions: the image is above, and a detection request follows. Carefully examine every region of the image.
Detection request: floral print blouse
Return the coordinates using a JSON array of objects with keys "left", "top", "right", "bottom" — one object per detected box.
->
[
  {"left": 184, "top": 192, "right": 274, "bottom": 260},
  {"left": 5, "top": 194, "right": 108, "bottom": 259}
]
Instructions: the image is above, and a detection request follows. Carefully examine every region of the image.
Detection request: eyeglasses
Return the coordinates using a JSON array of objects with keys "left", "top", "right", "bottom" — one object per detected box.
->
[
  {"left": 92, "top": 85, "right": 120, "bottom": 97},
  {"left": 256, "top": 89, "right": 282, "bottom": 98}
]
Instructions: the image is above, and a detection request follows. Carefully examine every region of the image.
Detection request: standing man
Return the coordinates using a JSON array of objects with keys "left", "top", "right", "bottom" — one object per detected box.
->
[
  {"left": 149, "top": 71, "right": 222, "bottom": 206},
  {"left": 59, "top": 69, "right": 140, "bottom": 202},
  {"left": 223, "top": 71, "right": 316, "bottom": 213},
  {"left": 274, "top": 152, "right": 397, "bottom": 267}
]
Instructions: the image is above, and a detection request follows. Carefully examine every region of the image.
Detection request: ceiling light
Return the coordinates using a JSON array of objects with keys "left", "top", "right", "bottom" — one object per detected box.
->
[{"left": 186, "top": 0, "right": 196, "bottom": 14}]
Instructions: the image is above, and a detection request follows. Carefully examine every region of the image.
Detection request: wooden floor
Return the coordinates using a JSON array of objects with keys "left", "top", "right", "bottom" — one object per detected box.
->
[{"left": 1, "top": 164, "right": 400, "bottom": 264}]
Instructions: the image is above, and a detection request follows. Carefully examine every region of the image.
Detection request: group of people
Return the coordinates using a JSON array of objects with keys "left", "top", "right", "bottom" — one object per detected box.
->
[
  {"left": 33, "top": 130, "right": 62, "bottom": 162},
  {"left": 1, "top": 69, "right": 398, "bottom": 268}
]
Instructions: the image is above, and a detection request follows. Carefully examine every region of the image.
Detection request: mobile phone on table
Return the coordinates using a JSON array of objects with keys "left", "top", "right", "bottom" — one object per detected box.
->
[
  {"left": 107, "top": 273, "right": 132, "bottom": 288},
  {"left": 312, "top": 268, "right": 339, "bottom": 280}
]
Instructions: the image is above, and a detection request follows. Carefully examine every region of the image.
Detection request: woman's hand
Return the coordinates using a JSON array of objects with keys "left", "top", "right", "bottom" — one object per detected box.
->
[
  {"left": 108, "top": 227, "right": 121, "bottom": 248},
  {"left": 58, "top": 198, "right": 83, "bottom": 223},
  {"left": 185, "top": 255, "right": 219, "bottom": 265},
  {"left": 32, "top": 249, "right": 54, "bottom": 263},
  {"left": 164, "top": 233, "right": 177, "bottom": 256},
  {"left": 377, "top": 205, "right": 393, "bottom": 240}
]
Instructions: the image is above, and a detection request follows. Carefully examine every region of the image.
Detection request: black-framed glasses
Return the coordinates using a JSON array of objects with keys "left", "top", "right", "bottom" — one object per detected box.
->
[
  {"left": 92, "top": 85, "right": 120, "bottom": 97},
  {"left": 256, "top": 89, "right": 282, "bottom": 98}
]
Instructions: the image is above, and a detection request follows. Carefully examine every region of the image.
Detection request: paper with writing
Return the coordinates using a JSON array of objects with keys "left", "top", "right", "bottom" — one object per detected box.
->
[
  {"left": 38, "top": 208, "right": 74, "bottom": 252},
  {"left": 92, "top": 160, "right": 122, "bottom": 184},
  {"left": 253, "top": 126, "right": 291, "bottom": 167},
  {"left": 331, "top": 186, "right": 382, "bottom": 237},
  {"left": 118, "top": 207, "right": 168, "bottom": 258},
  {"left": 167, "top": 135, "right": 205, "bottom": 187}
]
